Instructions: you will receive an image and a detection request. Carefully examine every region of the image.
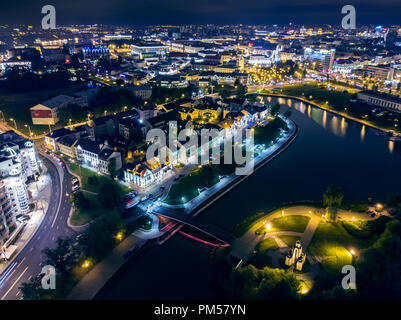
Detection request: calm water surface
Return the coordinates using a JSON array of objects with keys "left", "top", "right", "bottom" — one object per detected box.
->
[{"left": 96, "top": 97, "right": 401, "bottom": 299}]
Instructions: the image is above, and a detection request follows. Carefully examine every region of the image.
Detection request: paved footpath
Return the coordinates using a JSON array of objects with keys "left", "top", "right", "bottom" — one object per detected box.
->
[{"left": 68, "top": 234, "right": 146, "bottom": 300}]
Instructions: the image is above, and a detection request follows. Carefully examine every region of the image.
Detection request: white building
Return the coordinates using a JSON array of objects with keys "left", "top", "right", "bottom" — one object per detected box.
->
[
  {"left": 75, "top": 138, "right": 122, "bottom": 175},
  {"left": 124, "top": 157, "right": 172, "bottom": 188},
  {"left": 357, "top": 90, "right": 401, "bottom": 112}
]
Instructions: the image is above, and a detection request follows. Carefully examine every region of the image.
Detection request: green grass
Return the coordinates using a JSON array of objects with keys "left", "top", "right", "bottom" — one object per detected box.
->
[
  {"left": 247, "top": 252, "right": 273, "bottom": 269},
  {"left": 70, "top": 193, "right": 119, "bottom": 226},
  {"left": 340, "top": 201, "right": 369, "bottom": 213},
  {"left": 68, "top": 161, "right": 130, "bottom": 195},
  {"left": 342, "top": 216, "right": 390, "bottom": 240},
  {"left": 256, "top": 215, "right": 310, "bottom": 234},
  {"left": 263, "top": 83, "right": 401, "bottom": 133},
  {"left": 254, "top": 117, "right": 288, "bottom": 145},
  {"left": 308, "top": 221, "right": 378, "bottom": 275},
  {"left": 255, "top": 237, "right": 279, "bottom": 252},
  {"left": 164, "top": 164, "right": 226, "bottom": 204},
  {"left": 278, "top": 235, "right": 301, "bottom": 247}
]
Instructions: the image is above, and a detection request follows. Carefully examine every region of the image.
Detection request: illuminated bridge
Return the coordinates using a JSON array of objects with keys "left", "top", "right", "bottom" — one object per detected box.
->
[{"left": 152, "top": 206, "right": 235, "bottom": 245}]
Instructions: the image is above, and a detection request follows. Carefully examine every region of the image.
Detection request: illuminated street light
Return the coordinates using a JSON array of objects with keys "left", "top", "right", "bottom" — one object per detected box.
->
[
  {"left": 376, "top": 203, "right": 383, "bottom": 211},
  {"left": 82, "top": 259, "right": 91, "bottom": 269},
  {"left": 348, "top": 248, "right": 356, "bottom": 257},
  {"left": 266, "top": 223, "right": 272, "bottom": 231},
  {"left": 116, "top": 232, "right": 123, "bottom": 241},
  {"left": 0, "top": 110, "right": 5, "bottom": 122},
  {"left": 10, "top": 118, "right": 17, "bottom": 129},
  {"left": 24, "top": 124, "right": 32, "bottom": 137}
]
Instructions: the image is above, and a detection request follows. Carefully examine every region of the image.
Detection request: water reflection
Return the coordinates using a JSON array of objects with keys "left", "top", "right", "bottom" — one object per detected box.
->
[
  {"left": 361, "top": 125, "right": 366, "bottom": 142},
  {"left": 389, "top": 140, "right": 394, "bottom": 153},
  {"left": 340, "top": 117, "right": 348, "bottom": 137},
  {"left": 322, "top": 111, "right": 327, "bottom": 129}
]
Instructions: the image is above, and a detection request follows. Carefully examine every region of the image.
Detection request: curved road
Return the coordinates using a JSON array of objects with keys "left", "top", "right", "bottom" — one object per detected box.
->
[{"left": 0, "top": 155, "right": 77, "bottom": 300}]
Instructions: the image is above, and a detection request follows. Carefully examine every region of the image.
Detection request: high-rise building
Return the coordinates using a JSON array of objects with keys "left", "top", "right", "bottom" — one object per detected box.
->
[
  {"left": 0, "top": 131, "right": 41, "bottom": 246},
  {"left": 304, "top": 48, "right": 336, "bottom": 73}
]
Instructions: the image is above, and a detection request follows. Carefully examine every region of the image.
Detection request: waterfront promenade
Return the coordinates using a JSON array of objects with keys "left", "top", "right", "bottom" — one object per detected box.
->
[{"left": 67, "top": 116, "right": 298, "bottom": 300}]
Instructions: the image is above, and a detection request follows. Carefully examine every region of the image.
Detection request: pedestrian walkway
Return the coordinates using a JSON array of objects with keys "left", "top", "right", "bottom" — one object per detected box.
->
[
  {"left": 161, "top": 117, "right": 297, "bottom": 214},
  {"left": 68, "top": 234, "right": 146, "bottom": 300}
]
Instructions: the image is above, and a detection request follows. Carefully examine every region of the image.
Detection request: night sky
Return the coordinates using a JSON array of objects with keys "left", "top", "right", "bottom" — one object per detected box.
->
[{"left": 1, "top": 0, "right": 400, "bottom": 26}]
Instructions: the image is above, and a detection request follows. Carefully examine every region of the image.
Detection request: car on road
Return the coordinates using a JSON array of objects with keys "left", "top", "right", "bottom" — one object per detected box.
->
[{"left": 124, "top": 193, "right": 139, "bottom": 209}]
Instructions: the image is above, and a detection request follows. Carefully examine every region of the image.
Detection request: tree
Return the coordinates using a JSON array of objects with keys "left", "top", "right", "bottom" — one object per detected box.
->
[
  {"left": 236, "top": 85, "right": 247, "bottom": 99},
  {"left": 97, "top": 182, "right": 121, "bottom": 210},
  {"left": 20, "top": 278, "right": 52, "bottom": 300},
  {"left": 107, "top": 158, "right": 118, "bottom": 179},
  {"left": 201, "top": 165, "right": 215, "bottom": 187},
  {"left": 284, "top": 110, "right": 292, "bottom": 118},
  {"left": 323, "top": 184, "right": 344, "bottom": 221},
  {"left": 227, "top": 265, "right": 301, "bottom": 300},
  {"left": 270, "top": 103, "right": 280, "bottom": 117},
  {"left": 323, "top": 184, "right": 344, "bottom": 208},
  {"left": 42, "top": 238, "right": 78, "bottom": 280},
  {"left": 357, "top": 220, "right": 401, "bottom": 299},
  {"left": 387, "top": 193, "right": 401, "bottom": 209},
  {"left": 79, "top": 210, "right": 125, "bottom": 261}
]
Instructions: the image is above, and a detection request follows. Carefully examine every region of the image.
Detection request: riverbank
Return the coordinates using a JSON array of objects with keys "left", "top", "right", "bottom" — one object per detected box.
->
[
  {"left": 178, "top": 117, "right": 298, "bottom": 219},
  {"left": 259, "top": 92, "right": 395, "bottom": 134}
]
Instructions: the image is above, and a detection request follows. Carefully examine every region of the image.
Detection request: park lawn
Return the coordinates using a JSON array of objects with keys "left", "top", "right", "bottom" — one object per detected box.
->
[
  {"left": 68, "top": 161, "right": 130, "bottom": 195},
  {"left": 342, "top": 216, "right": 390, "bottom": 240},
  {"left": 254, "top": 117, "right": 288, "bottom": 145},
  {"left": 308, "top": 221, "right": 377, "bottom": 275},
  {"left": 70, "top": 193, "right": 118, "bottom": 226},
  {"left": 0, "top": 86, "right": 80, "bottom": 136},
  {"left": 271, "top": 215, "right": 310, "bottom": 233},
  {"left": 249, "top": 238, "right": 278, "bottom": 269},
  {"left": 164, "top": 165, "right": 220, "bottom": 204},
  {"left": 256, "top": 237, "right": 279, "bottom": 252},
  {"left": 268, "top": 83, "right": 353, "bottom": 110},
  {"left": 278, "top": 235, "right": 301, "bottom": 247}
]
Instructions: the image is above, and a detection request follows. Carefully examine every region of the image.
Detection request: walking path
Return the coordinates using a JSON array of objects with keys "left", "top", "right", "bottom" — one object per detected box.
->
[
  {"left": 68, "top": 234, "right": 146, "bottom": 300},
  {"left": 67, "top": 118, "right": 298, "bottom": 299},
  {"left": 161, "top": 116, "right": 297, "bottom": 213},
  {"left": 231, "top": 205, "right": 382, "bottom": 261}
]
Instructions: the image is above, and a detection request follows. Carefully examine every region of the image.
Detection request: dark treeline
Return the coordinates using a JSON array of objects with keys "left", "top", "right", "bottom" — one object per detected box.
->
[{"left": 0, "top": 69, "right": 73, "bottom": 93}]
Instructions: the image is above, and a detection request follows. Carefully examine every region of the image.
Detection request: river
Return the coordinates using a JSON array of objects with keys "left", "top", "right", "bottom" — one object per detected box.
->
[{"left": 96, "top": 96, "right": 401, "bottom": 299}]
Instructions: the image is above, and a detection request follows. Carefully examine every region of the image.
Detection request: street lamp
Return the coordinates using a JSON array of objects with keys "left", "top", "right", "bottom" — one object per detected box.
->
[
  {"left": 0, "top": 110, "right": 5, "bottom": 122},
  {"left": 9, "top": 118, "right": 17, "bottom": 129},
  {"left": 116, "top": 232, "right": 123, "bottom": 242}
]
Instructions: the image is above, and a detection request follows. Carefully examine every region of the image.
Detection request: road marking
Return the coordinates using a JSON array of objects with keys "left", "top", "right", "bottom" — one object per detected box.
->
[
  {"left": 51, "top": 165, "right": 63, "bottom": 228},
  {"left": 37, "top": 236, "right": 41, "bottom": 240},
  {"left": 1, "top": 266, "right": 28, "bottom": 300},
  {"left": 0, "top": 262, "right": 17, "bottom": 286}
]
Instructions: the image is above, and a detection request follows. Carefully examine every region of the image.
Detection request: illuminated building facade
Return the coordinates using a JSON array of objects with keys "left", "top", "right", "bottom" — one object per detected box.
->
[{"left": 304, "top": 48, "right": 336, "bottom": 73}]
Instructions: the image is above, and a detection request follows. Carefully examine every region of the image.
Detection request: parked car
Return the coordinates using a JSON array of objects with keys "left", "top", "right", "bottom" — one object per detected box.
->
[
  {"left": 72, "top": 184, "right": 80, "bottom": 192},
  {"left": 71, "top": 176, "right": 79, "bottom": 183}
]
